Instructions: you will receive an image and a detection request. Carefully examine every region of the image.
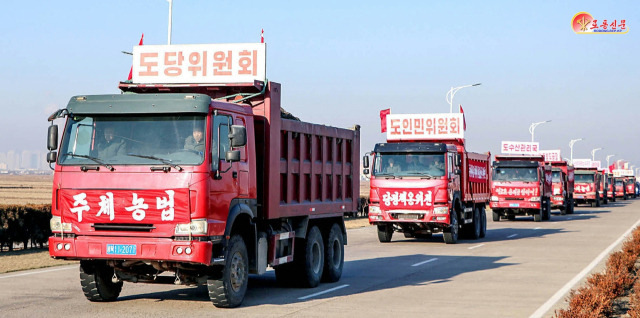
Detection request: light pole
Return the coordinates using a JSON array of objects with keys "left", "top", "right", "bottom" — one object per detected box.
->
[
  {"left": 529, "top": 120, "right": 551, "bottom": 142},
  {"left": 167, "top": 0, "right": 173, "bottom": 44},
  {"left": 606, "top": 155, "right": 615, "bottom": 168},
  {"left": 569, "top": 138, "right": 583, "bottom": 165},
  {"left": 591, "top": 148, "right": 602, "bottom": 161},
  {"left": 446, "top": 83, "right": 481, "bottom": 113}
]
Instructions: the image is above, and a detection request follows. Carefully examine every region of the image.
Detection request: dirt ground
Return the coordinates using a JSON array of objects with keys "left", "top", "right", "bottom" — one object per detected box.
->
[{"left": 0, "top": 174, "right": 53, "bottom": 205}]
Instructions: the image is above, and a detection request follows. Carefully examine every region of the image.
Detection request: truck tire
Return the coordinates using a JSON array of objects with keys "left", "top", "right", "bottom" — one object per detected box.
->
[
  {"left": 443, "top": 211, "right": 459, "bottom": 244},
  {"left": 377, "top": 224, "right": 394, "bottom": 243},
  {"left": 534, "top": 206, "right": 542, "bottom": 222},
  {"left": 568, "top": 197, "right": 575, "bottom": 214},
  {"left": 79, "top": 260, "right": 122, "bottom": 302},
  {"left": 492, "top": 210, "right": 500, "bottom": 222},
  {"left": 596, "top": 195, "right": 601, "bottom": 207},
  {"left": 542, "top": 199, "right": 550, "bottom": 221},
  {"left": 207, "top": 235, "right": 248, "bottom": 308},
  {"left": 298, "top": 226, "right": 324, "bottom": 288},
  {"left": 466, "top": 208, "right": 481, "bottom": 240},
  {"left": 479, "top": 206, "right": 487, "bottom": 238},
  {"left": 322, "top": 223, "right": 344, "bottom": 283}
]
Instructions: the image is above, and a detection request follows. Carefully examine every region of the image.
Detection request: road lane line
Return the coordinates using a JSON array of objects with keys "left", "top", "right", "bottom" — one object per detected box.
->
[
  {"left": 468, "top": 244, "right": 485, "bottom": 250},
  {"left": 298, "top": 284, "right": 349, "bottom": 300},
  {"left": 411, "top": 258, "right": 438, "bottom": 267},
  {"left": 530, "top": 216, "right": 640, "bottom": 318},
  {"left": 0, "top": 265, "right": 76, "bottom": 279},
  {"left": 533, "top": 227, "right": 542, "bottom": 230},
  {"left": 507, "top": 234, "right": 518, "bottom": 238}
]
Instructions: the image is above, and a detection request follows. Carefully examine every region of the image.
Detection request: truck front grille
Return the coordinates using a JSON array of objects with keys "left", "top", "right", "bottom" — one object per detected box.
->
[{"left": 92, "top": 223, "right": 156, "bottom": 232}]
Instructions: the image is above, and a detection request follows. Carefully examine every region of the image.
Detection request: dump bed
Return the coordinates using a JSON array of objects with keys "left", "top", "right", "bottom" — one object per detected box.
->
[
  {"left": 251, "top": 82, "right": 360, "bottom": 220},
  {"left": 462, "top": 151, "right": 491, "bottom": 203}
]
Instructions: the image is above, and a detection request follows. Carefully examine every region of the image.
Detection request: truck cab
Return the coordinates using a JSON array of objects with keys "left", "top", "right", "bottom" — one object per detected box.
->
[
  {"left": 490, "top": 155, "right": 552, "bottom": 222},
  {"left": 573, "top": 168, "right": 601, "bottom": 207},
  {"left": 614, "top": 177, "right": 627, "bottom": 200},
  {"left": 548, "top": 161, "right": 575, "bottom": 214},
  {"left": 626, "top": 177, "right": 637, "bottom": 199}
]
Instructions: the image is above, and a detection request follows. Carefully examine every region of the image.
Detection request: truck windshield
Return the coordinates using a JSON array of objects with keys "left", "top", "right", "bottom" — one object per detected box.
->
[
  {"left": 493, "top": 167, "right": 538, "bottom": 182},
  {"left": 58, "top": 115, "right": 206, "bottom": 166},
  {"left": 574, "top": 174, "right": 595, "bottom": 183},
  {"left": 373, "top": 153, "right": 445, "bottom": 177},
  {"left": 552, "top": 171, "right": 562, "bottom": 182}
]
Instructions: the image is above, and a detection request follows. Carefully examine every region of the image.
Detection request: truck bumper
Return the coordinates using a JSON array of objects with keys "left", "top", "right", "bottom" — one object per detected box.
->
[
  {"left": 574, "top": 194, "right": 596, "bottom": 200},
  {"left": 369, "top": 212, "right": 450, "bottom": 226},
  {"left": 49, "top": 236, "right": 213, "bottom": 265}
]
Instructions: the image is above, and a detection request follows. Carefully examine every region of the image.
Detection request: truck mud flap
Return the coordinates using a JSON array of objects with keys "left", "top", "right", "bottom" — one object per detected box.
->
[{"left": 269, "top": 231, "right": 295, "bottom": 266}]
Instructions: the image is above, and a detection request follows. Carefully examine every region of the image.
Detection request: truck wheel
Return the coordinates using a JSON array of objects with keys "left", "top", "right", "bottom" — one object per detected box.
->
[
  {"left": 443, "top": 212, "right": 459, "bottom": 244},
  {"left": 596, "top": 195, "right": 601, "bottom": 207},
  {"left": 534, "top": 206, "right": 542, "bottom": 222},
  {"left": 568, "top": 198, "right": 575, "bottom": 214},
  {"left": 377, "top": 224, "right": 394, "bottom": 243},
  {"left": 79, "top": 260, "right": 122, "bottom": 302},
  {"left": 492, "top": 210, "right": 500, "bottom": 222},
  {"left": 322, "top": 224, "right": 344, "bottom": 283},
  {"left": 479, "top": 206, "right": 487, "bottom": 238},
  {"left": 207, "top": 235, "right": 248, "bottom": 308},
  {"left": 299, "top": 226, "right": 324, "bottom": 288},
  {"left": 467, "top": 208, "right": 481, "bottom": 239}
]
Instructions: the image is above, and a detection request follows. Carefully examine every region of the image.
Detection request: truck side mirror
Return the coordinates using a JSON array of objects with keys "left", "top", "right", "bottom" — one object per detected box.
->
[
  {"left": 46, "top": 152, "right": 57, "bottom": 163},
  {"left": 363, "top": 168, "right": 369, "bottom": 175},
  {"left": 225, "top": 150, "right": 241, "bottom": 162},
  {"left": 363, "top": 155, "right": 369, "bottom": 168},
  {"left": 228, "top": 125, "right": 247, "bottom": 148},
  {"left": 48, "top": 125, "right": 58, "bottom": 150}
]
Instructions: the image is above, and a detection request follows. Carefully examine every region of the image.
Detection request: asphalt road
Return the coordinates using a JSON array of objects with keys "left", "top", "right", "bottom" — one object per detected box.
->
[{"left": 2, "top": 199, "right": 639, "bottom": 318}]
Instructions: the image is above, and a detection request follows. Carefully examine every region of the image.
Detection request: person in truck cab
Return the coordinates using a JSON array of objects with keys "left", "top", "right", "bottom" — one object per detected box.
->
[
  {"left": 184, "top": 126, "right": 205, "bottom": 152},
  {"left": 385, "top": 158, "right": 401, "bottom": 173},
  {"left": 405, "top": 154, "right": 421, "bottom": 170},
  {"left": 97, "top": 126, "right": 126, "bottom": 158}
]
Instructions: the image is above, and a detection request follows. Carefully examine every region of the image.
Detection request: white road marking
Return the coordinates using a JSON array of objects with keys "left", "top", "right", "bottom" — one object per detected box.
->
[
  {"left": 0, "top": 265, "right": 76, "bottom": 279},
  {"left": 530, "top": 216, "right": 640, "bottom": 318},
  {"left": 411, "top": 258, "right": 438, "bottom": 267},
  {"left": 533, "top": 227, "right": 542, "bottom": 230},
  {"left": 507, "top": 234, "right": 518, "bottom": 238},
  {"left": 298, "top": 284, "right": 349, "bottom": 300},
  {"left": 468, "top": 244, "right": 485, "bottom": 250}
]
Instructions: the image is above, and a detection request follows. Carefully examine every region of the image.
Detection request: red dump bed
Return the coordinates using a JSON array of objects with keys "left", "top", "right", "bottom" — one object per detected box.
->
[
  {"left": 462, "top": 151, "right": 491, "bottom": 203},
  {"left": 251, "top": 83, "right": 360, "bottom": 220}
]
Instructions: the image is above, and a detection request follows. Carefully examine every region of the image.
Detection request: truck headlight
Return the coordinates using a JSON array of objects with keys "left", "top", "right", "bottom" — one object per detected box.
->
[
  {"left": 369, "top": 205, "right": 381, "bottom": 214},
  {"left": 530, "top": 197, "right": 540, "bottom": 202},
  {"left": 433, "top": 207, "right": 448, "bottom": 214},
  {"left": 175, "top": 219, "right": 208, "bottom": 235},
  {"left": 491, "top": 196, "right": 499, "bottom": 202},
  {"left": 50, "top": 216, "right": 71, "bottom": 232}
]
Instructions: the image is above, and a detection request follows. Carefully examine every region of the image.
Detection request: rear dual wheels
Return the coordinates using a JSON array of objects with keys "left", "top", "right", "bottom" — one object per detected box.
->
[
  {"left": 463, "top": 208, "right": 482, "bottom": 240},
  {"left": 322, "top": 224, "right": 344, "bottom": 283}
]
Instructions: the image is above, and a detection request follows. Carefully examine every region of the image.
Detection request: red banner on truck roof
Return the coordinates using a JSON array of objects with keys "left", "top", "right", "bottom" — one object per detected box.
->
[
  {"left": 386, "top": 113, "right": 464, "bottom": 141},
  {"left": 132, "top": 43, "right": 266, "bottom": 84}
]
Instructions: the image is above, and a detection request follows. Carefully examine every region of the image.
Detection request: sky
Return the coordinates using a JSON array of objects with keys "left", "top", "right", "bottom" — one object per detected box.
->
[{"left": 0, "top": 1, "right": 638, "bottom": 170}]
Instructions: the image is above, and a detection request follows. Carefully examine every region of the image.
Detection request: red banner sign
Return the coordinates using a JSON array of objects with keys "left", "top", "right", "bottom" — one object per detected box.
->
[
  {"left": 60, "top": 189, "right": 190, "bottom": 224},
  {"left": 380, "top": 189, "right": 434, "bottom": 209},
  {"left": 468, "top": 161, "right": 488, "bottom": 183},
  {"left": 493, "top": 186, "right": 539, "bottom": 197}
]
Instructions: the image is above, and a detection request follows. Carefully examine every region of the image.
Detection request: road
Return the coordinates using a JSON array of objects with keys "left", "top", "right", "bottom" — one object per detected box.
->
[{"left": 2, "top": 199, "right": 639, "bottom": 317}]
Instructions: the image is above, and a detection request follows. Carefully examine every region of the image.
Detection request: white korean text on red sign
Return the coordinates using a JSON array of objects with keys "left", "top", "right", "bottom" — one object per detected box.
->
[
  {"left": 572, "top": 159, "right": 592, "bottom": 168},
  {"left": 500, "top": 141, "right": 539, "bottom": 155},
  {"left": 132, "top": 43, "right": 266, "bottom": 84},
  {"left": 539, "top": 150, "right": 561, "bottom": 162},
  {"left": 386, "top": 113, "right": 464, "bottom": 141}
]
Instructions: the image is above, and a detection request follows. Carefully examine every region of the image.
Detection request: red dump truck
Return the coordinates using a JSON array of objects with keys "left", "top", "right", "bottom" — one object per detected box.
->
[
  {"left": 490, "top": 155, "right": 552, "bottom": 222},
  {"left": 606, "top": 173, "right": 616, "bottom": 202},
  {"left": 626, "top": 177, "right": 637, "bottom": 199},
  {"left": 46, "top": 43, "right": 360, "bottom": 308},
  {"left": 364, "top": 112, "right": 490, "bottom": 244},
  {"left": 614, "top": 177, "right": 627, "bottom": 200},
  {"left": 574, "top": 167, "right": 601, "bottom": 207},
  {"left": 598, "top": 169, "right": 609, "bottom": 205},
  {"left": 549, "top": 161, "right": 575, "bottom": 214}
]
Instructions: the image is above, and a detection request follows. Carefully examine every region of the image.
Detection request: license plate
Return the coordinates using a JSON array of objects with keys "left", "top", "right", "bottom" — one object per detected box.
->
[
  {"left": 509, "top": 203, "right": 519, "bottom": 207},
  {"left": 106, "top": 244, "right": 137, "bottom": 255},
  {"left": 576, "top": 195, "right": 584, "bottom": 199},
  {"left": 397, "top": 214, "right": 421, "bottom": 220}
]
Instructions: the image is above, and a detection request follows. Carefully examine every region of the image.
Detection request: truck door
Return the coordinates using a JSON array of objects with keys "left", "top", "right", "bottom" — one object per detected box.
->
[{"left": 209, "top": 113, "right": 237, "bottom": 216}]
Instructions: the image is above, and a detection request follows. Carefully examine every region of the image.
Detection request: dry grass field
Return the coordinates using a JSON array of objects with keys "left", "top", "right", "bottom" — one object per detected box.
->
[{"left": 0, "top": 174, "right": 53, "bottom": 205}]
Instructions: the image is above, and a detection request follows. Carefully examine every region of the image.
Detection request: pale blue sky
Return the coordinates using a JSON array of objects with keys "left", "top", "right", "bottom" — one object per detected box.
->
[{"left": 0, "top": 1, "right": 637, "bottom": 167}]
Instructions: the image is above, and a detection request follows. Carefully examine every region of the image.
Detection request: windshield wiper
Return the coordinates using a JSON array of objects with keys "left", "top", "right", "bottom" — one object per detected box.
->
[
  {"left": 127, "top": 153, "right": 183, "bottom": 171},
  {"left": 374, "top": 173, "right": 396, "bottom": 179},
  {"left": 63, "top": 153, "right": 114, "bottom": 171},
  {"left": 406, "top": 172, "right": 436, "bottom": 178}
]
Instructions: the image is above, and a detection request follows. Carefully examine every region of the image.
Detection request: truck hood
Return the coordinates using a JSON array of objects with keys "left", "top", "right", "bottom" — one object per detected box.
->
[{"left": 370, "top": 178, "right": 447, "bottom": 211}]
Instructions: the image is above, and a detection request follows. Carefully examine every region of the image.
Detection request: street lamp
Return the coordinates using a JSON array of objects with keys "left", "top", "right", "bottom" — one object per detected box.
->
[
  {"left": 591, "top": 148, "right": 602, "bottom": 161},
  {"left": 529, "top": 120, "right": 551, "bottom": 142},
  {"left": 606, "top": 155, "right": 615, "bottom": 168},
  {"left": 569, "top": 138, "right": 583, "bottom": 165},
  {"left": 446, "top": 83, "right": 481, "bottom": 113}
]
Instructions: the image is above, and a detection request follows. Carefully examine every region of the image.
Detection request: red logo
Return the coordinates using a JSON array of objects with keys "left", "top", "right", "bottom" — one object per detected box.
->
[{"left": 572, "top": 12, "right": 628, "bottom": 34}]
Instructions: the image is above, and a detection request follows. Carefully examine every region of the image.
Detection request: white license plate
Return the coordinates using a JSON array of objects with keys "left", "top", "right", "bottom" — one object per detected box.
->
[
  {"left": 106, "top": 244, "right": 137, "bottom": 255},
  {"left": 509, "top": 203, "right": 519, "bottom": 207}
]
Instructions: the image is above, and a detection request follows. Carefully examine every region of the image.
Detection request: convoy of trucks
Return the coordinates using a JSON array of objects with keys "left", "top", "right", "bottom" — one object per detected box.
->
[
  {"left": 46, "top": 43, "right": 360, "bottom": 307},
  {"left": 44, "top": 39, "right": 638, "bottom": 307}
]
